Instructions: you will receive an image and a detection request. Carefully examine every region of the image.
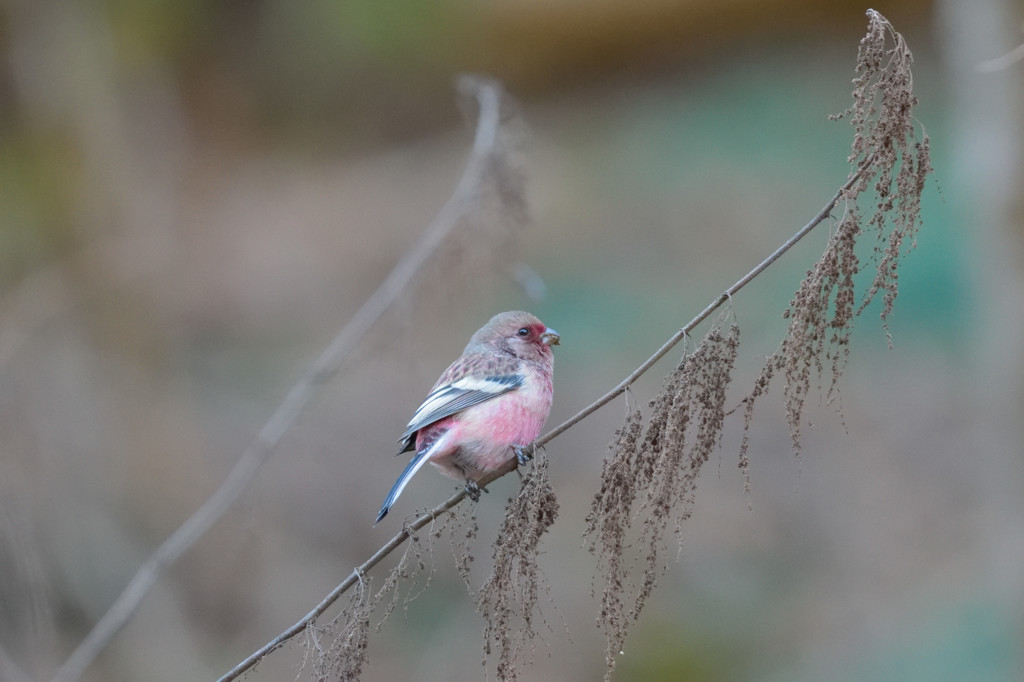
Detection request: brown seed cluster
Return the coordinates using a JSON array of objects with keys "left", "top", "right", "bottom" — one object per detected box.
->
[
  {"left": 478, "top": 450, "right": 560, "bottom": 681},
  {"left": 744, "top": 9, "right": 933, "bottom": 460},
  {"left": 584, "top": 319, "right": 740, "bottom": 679},
  {"left": 291, "top": 12, "right": 931, "bottom": 682},
  {"left": 424, "top": 79, "right": 530, "bottom": 311},
  {"left": 586, "top": 11, "right": 930, "bottom": 681},
  {"left": 303, "top": 509, "right": 463, "bottom": 681},
  {"left": 833, "top": 10, "right": 932, "bottom": 335}
]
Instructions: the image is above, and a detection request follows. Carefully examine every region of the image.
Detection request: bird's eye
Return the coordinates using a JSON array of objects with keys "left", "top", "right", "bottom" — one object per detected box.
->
[{"left": 517, "top": 327, "right": 530, "bottom": 337}]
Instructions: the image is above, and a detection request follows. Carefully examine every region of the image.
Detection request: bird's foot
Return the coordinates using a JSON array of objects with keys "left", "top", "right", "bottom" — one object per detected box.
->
[
  {"left": 464, "top": 480, "right": 488, "bottom": 502},
  {"left": 512, "top": 444, "right": 535, "bottom": 466}
]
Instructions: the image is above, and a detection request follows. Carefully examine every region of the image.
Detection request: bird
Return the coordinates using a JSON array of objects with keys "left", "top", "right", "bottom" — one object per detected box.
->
[{"left": 376, "top": 311, "right": 559, "bottom": 523}]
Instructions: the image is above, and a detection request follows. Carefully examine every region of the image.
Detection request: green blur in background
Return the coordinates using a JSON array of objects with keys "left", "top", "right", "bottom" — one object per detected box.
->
[{"left": 1, "top": 1, "right": 1022, "bottom": 680}]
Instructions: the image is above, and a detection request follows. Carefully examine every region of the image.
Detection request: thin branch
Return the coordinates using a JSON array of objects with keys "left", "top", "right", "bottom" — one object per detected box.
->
[
  {"left": 977, "top": 39, "right": 1024, "bottom": 73},
  {"left": 217, "top": 157, "right": 874, "bottom": 681},
  {"left": 536, "top": 156, "right": 872, "bottom": 446},
  {"left": 216, "top": 489, "right": 475, "bottom": 682},
  {"left": 51, "top": 76, "right": 510, "bottom": 682}
]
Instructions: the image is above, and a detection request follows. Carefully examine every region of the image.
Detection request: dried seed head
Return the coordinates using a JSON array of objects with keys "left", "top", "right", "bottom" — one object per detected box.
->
[{"left": 478, "top": 450, "right": 560, "bottom": 681}]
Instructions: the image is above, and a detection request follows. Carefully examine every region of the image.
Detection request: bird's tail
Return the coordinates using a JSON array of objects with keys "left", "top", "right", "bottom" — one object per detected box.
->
[{"left": 375, "top": 451, "right": 431, "bottom": 523}]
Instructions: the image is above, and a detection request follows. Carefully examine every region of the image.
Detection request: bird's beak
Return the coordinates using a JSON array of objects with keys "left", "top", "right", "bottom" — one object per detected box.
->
[{"left": 540, "top": 328, "right": 560, "bottom": 346}]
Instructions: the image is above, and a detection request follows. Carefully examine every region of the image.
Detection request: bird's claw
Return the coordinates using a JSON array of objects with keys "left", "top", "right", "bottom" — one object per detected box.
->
[
  {"left": 512, "top": 444, "right": 534, "bottom": 466},
  {"left": 464, "top": 480, "right": 487, "bottom": 502}
]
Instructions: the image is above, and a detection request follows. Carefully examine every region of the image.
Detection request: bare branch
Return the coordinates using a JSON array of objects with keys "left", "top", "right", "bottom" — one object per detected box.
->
[
  {"left": 587, "top": 12, "right": 930, "bottom": 677},
  {"left": 977, "top": 24, "right": 1024, "bottom": 72},
  {"left": 536, "top": 161, "right": 872, "bottom": 449},
  {"left": 216, "top": 488, "right": 472, "bottom": 681},
  {"left": 217, "top": 158, "right": 873, "bottom": 681},
  {"left": 51, "top": 76, "right": 515, "bottom": 682},
  {"left": 221, "top": 12, "right": 930, "bottom": 679}
]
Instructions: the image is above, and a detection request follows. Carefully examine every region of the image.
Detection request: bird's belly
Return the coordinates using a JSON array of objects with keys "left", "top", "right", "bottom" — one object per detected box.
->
[{"left": 428, "top": 381, "right": 552, "bottom": 481}]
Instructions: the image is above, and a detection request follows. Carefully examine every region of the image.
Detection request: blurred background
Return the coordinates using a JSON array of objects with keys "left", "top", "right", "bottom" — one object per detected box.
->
[{"left": 2, "top": 0, "right": 1022, "bottom": 680}]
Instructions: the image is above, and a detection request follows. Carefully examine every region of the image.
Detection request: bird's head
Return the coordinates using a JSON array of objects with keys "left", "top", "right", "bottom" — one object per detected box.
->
[{"left": 473, "top": 311, "right": 559, "bottom": 363}]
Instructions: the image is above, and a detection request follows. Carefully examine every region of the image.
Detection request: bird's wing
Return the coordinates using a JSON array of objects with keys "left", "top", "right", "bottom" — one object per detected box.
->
[{"left": 396, "top": 372, "right": 522, "bottom": 452}]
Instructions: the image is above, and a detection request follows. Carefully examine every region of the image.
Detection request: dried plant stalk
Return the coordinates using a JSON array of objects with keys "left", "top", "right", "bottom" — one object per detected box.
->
[
  {"left": 303, "top": 578, "right": 374, "bottom": 682},
  {"left": 302, "top": 513, "right": 451, "bottom": 681},
  {"left": 835, "top": 9, "right": 931, "bottom": 327},
  {"left": 587, "top": 10, "right": 931, "bottom": 680},
  {"left": 478, "top": 450, "right": 560, "bottom": 681},
  {"left": 584, "top": 319, "right": 740, "bottom": 679},
  {"left": 213, "top": 77, "right": 528, "bottom": 682},
  {"left": 753, "top": 8, "right": 932, "bottom": 457},
  {"left": 218, "top": 11, "right": 931, "bottom": 682}
]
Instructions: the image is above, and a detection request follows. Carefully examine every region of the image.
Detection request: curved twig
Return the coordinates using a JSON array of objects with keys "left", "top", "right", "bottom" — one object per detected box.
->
[
  {"left": 217, "top": 155, "right": 875, "bottom": 681},
  {"left": 51, "top": 76, "right": 511, "bottom": 682}
]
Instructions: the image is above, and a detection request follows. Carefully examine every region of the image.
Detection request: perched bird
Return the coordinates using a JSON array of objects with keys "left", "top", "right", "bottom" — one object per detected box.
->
[{"left": 376, "top": 311, "right": 559, "bottom": 523}]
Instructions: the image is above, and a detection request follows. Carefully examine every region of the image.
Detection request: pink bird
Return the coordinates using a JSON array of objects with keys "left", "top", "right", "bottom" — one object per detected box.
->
[{"left": 376, "top": 311, "right": 559, "bottom": 523}]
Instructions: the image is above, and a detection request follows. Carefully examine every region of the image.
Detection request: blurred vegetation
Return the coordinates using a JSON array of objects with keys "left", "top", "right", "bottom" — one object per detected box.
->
[{"left": 3, "top": 1, "right": 1022, "bottom": 681}]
